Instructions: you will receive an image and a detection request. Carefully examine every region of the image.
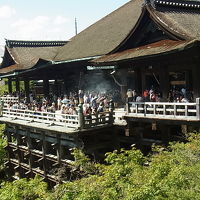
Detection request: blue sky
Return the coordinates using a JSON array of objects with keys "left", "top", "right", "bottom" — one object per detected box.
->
[{"left": 0, "top": 0, "right": 130, "bottom": 44}]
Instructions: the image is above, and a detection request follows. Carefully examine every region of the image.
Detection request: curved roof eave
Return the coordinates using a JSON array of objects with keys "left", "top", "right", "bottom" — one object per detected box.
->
[
  {"left": 109, "top": 6, "right": 148, "bottom": 54},
  {"left": 146, "top": 5, "right": 191, "bottom": 40}
]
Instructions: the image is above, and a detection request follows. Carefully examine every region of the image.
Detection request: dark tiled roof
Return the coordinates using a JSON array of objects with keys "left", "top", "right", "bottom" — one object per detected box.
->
[
  {"left": 147, "top": 3, "right": 200, "bottom": 40},
  {"left": 1, "top": 40, "right": 68, "bottom": 70},
  {"left": 92, "top": 40, "right": 197, "bottom": 65},
  {"left": 54, "top": 0, "right": 143, "bottom": 61}
]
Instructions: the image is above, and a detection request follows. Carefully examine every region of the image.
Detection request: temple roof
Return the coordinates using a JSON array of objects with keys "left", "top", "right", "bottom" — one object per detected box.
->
[
  {"left": 92, "top": 39, "right": 200, "bottom": 65},
  {"left": 54, "top": 0, "right": 143, "bottom": 61},
  {"left": 2, "top": 0, "right": 200, "bottom": 76},
  {"left": 54, "top": 0, "right": 200, "bottom": 63},
  {"left": 147, "top": 1, "right": 200, "bottom": 40},
  {"left": 0, "top": 40, "right": 68, "bottom": 71}
]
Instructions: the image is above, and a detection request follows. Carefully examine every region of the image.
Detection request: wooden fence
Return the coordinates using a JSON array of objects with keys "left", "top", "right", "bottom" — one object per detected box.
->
[
  {"left": 126, "top": 98, "right": 200, "bottom": 120},
  {"left": 0, "top": 96, "right": 19, "bottom": 104},
  {"left": 2, "top": 107, "right": 111, "bottom": 129}
]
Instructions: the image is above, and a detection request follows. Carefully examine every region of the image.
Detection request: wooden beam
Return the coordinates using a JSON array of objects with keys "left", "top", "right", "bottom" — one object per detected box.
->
[
  {"left": 159, "top": 66, "right": 169, "bottom": 100},
  {"left": 15, "top": 78, "right": 20, "bottom": 94},
  {"left": 192, "top": 64, "right": 200, "bottom": 99},
  {"left": 43, "top": 78, "right": 49, "bottom": 99},
  {"left": 8, "top": 78, "right": 12, "bottom": 94},
  {"left": 24, "top": 78, "right": 30, "bottom": 102}
]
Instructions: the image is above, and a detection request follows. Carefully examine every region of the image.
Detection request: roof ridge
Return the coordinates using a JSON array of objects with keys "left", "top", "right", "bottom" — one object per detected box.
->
[
  {"left": 153, "top": 0, "right": 200, "bottom": 9},
  {"left": 5, "top": 39, "right": 68, "bottom": 48}
]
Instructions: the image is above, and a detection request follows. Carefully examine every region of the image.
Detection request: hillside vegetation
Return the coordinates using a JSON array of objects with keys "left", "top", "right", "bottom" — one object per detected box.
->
[{"left": 0, "top": 129, "right": 200, "bottom": 199}]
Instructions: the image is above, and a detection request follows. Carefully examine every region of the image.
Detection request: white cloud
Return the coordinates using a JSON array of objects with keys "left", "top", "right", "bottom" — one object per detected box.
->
[
  {"left": 0, "top": 5, "right": 16, "bottom": 19},
  {"left": 6, "top": 14, "right": 74, "bottom": 42},
  {"left": 53, "top": 16, "right": 69, "bottom": 25},
  {"left": 11, "top": 16, "right": 50, "bottom": 39}
]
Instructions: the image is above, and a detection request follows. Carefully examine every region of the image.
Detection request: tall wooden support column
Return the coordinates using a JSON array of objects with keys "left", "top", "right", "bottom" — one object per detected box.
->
[
  {"left": 141, "top": 68, "right": 146, "bottom": 93},
  {"left": 26, "top": 129, "right": 33, "bottom": 176},
  {"left": 159, "top": 66, "right": 169, "bottom": 100},
  {"left": 15, "top": 127, "right": 24, "bottom": 177},
  {"left": 5, "top": 127, "right": 12, "bottom": 162},
  {"left": 15, "top": 78, "right": 20, "bottom": 95},
  {"left": 118, "top": 69, "right": 128, "bottom": 103},
  {"left": 5, "top": 127, "right": 13, "bottom": 179},
  {"left": 54, "top": 79, "right": 59, "bottom": 97},
  {"left": 41, "top": 132, "right": 47, "bottom": 177},
  {"left": 56, "top": 134, "right": 62, "bottom": 165},
  {"left": 135, "top": 69, "right": 142, "bottom": 94},
  {"left": 192, "top": 64, "right": 200, "bottom": 99},
  {"left": 63, "top": 78, "right": 68, "bottom": 95},
  {"left": 43, "top": 78, "right": 49, "bottom": 99},
  {"left": 8, "top": 78, "right": 12, "bottom": 94},
  {"left": 160, "top": 124, "right": 170, "bottom": 143},
  {"left": 24, "top": 78, "right": 30, "bottom": 102}
]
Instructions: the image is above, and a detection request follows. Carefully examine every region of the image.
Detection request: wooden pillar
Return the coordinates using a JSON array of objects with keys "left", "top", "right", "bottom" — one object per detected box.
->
[
  {"left": 54, "top": 79, "right": 58, "bottom": 97},
  {"left": 118, "top": 69, "right": 128, "bottom": 103},
  {"left": 42, "top": 132, "right": 47, "bottom": 177},
  {"left": 120, "top": 85, "right": 127, "bottom": 103},
  {"left": 24, "top": 78, "right": 30, "bottom": 102},
  {"left": 135, "top": 69, "right": 142, "bottom": 94},
  {"left": 15, "top": 78, "right": 20, "bottom": 94},
  {"left": 192, "top": 64, "right": 200, "bottom": 99},
  {"left": 43, "top": 78, "right": 49, "bottom": 99},
  {"left": 26, "top": 129, "right": 33, "bottom": 176},
  {"left": 8, "top": 78, "right": 12, "bottom": 94},
  {"left": 16, "top": 128, "right": 24, "bottom": 177},
  {"left": 141, "top": 69, "right": 146, "bottom": 94},
  {"left": 63, "top": 78, "right": 68, "bottom": 95},
  {"left": 159, "top": 66, "right": 169, "bottom": 100},
  {"left": 56, "top": 134, "right": 61, "bottom": 165},
  {"left": 160, "top": 124, "right": 170, "bottom": 143}
]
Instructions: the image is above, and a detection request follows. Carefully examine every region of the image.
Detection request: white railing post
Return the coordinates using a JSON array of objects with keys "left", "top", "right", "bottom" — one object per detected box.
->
[
  {"left": 163, "top": 104, "right": 166, "bottom": 115},
  {"left": 126, "top": 102, "right": 130, "bottom": 114},
  {"left": 185, "top": 105, "right": 188, "bottom": 117},
  {"left": 153, "top": 104, "right": 156, "bottom": 116},
  {"left": 136, "top": 104, "right": 138, "bottom": 114},
  {"left": 144, "top": 103, "right": 147, "bottom": 116},
  {"left": 196, "top": 98, "right": 200, "bottom": 120},
  {"left": 78, "top": 104, "right": 84, "bottom": 129},
  {"left": 174, "top": 104, "right": 177, "bottom": 117}
]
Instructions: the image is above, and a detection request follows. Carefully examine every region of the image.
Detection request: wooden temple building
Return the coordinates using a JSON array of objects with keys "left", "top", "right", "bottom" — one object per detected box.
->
[{"left": 1, "top": 0, "right": 200, "bottom": 184}]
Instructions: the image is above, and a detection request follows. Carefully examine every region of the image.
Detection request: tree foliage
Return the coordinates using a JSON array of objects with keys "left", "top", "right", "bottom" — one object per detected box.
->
[
  {"left": 0, "top": 176, "right": 48, "bottom": 200},
  {"left": 1, "top": 133, "right": 200, "bottom": 200},
  {"left": 49, "top": 134, "right": 200, "bottom": 200},
  {"left": 0, "top": 124, "right": 7, "bottom": 172}
]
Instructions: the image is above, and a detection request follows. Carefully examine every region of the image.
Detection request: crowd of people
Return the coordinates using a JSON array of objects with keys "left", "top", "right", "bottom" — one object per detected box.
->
[
  {"left": 126, "top": 86, "right": 194, "bottom": 103},
  {"left": 3, "top": 89, "right": 119, "bottom": 117},
  {"left": 2, "top": 86, "right": 194, "bottom": 117}
]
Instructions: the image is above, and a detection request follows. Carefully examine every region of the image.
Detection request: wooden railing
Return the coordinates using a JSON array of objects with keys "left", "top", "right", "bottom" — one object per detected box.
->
[
  {"left": 2, "top": 108, "right": 79, "bottom": 128},
  {"left": 126, "top": 98, "right": 200, "bottom": 121},
  {"left": 0, "top": 96, "right": 19, "bottom": 104},
  {"left": 83, "top": 112, "right": 111, "bottom": 128},
  {"left": 1, "top": 107, "right": 112, "bottom": 129}
]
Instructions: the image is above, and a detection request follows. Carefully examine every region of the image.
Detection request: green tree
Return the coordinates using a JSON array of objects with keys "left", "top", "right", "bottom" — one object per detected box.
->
[
  {"left": 49, "top": 133, "right": 200, "bottom": 200},
  {"left": 1, "top": 133, "right": 200, "bottom": 200},
  {"left": 0, "top": 176, "right": 48, "bottom": 200}
]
